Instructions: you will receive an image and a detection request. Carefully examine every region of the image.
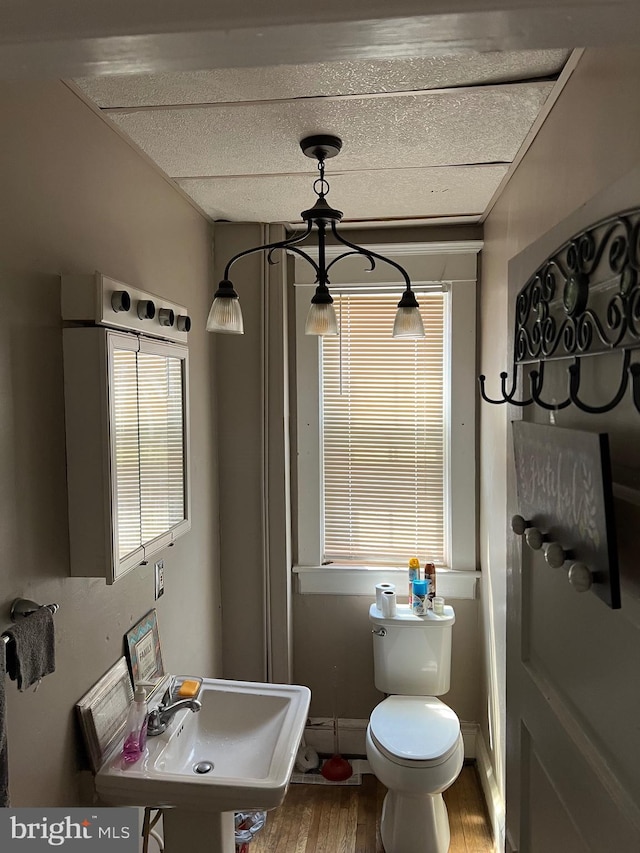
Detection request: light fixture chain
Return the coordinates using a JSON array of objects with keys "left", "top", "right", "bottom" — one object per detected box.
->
[{"left": 313, "top": 158, "right": 330, "bottom": 199}]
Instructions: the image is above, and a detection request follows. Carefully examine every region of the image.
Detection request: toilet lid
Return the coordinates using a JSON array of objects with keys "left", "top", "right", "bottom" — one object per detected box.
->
[{"left": 369, "top": 696, "right": 460, "bottom": 764}]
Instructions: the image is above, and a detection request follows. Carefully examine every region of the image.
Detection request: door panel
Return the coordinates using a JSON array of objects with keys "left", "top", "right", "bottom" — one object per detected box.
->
[{"left": 506, "top": 168, "right": 640, "bottom": 852}]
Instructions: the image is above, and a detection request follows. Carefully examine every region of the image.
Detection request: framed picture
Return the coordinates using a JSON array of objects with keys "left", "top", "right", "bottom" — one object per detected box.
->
[
  {"left": 75, "top": 657, "right": 134, "bottom": 772},
  {"left": 125, "top": 609, "right": 165, "bottom": 685}
]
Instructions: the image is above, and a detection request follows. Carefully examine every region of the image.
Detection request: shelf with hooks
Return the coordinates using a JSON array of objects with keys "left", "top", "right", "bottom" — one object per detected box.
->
[{"left": 479, "top": 206, "right": 640, "bottom": 414}]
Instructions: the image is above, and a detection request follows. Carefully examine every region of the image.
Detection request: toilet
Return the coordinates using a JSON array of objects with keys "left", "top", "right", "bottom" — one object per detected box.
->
[{"left": 366, "top": 603, "right": 463, "bottom": 853}]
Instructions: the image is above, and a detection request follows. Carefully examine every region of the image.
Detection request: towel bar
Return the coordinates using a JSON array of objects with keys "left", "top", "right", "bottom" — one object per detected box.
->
[{"left": 1, "top": 599, "right": 59, "bottom": 649}]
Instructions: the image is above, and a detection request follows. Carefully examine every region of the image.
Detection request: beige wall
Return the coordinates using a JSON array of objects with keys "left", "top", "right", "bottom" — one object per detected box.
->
[
  {"left": 479, "top": 46, "right": 640, "bottom": 832},
  {"left": 0, "top": 81, "right": 220, "bottom": 806},
  {"left": 293, "top": 595, "right": 481, "bottom": 722},
  {"left": 212, "top": 218, "right": 484, "bottom": 725}
]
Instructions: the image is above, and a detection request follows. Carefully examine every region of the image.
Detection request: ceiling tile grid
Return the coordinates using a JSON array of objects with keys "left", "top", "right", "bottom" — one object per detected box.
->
[
  {"left": 106, "top": 82, "right": 554, "bottom": 178},
  {"left": 72, "top": 49, "right": 571, "bottom": 223},
  {"left": 176, "top": 164, "right": 509, "bottom": 222},
  {"left": 75, "top": 49, "right": 569, "bottom": 106}
]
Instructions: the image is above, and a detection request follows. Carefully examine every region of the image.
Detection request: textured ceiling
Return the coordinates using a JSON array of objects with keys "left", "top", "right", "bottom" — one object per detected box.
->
[{"left": 73, "top": 48, "right": 571, "bottom": 225}]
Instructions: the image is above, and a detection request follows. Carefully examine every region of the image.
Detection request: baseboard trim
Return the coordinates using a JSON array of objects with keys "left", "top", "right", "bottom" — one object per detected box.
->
[
  {"left": 304, "top": 718, "right": 368, "bottom": 756},
  {"left": 304, "top": 717, "right": 480, "bottom": 761},
  {"left": 475, "top": 730, "right": 505, "bottom": 853}
]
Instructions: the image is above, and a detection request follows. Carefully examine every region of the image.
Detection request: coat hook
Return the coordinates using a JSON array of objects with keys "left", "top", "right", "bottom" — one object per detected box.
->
[
  {"left": 529, "top": 361, "right": 571, "bottom": 411},
  {"left": 524, "top": 527, "right": 546, "bottom": 550},
  {"left": 478, "top": 364, "right": 532, "bottom": 406},
  {"left": 567, "top": 350, "right": 631, "bottom": 414},
  {"left": 544, "top": 542, "right": 568, "bottom": 569},
  {"left": 567, "top": 562, "right": 593, "bottom": 592},
  {"left": 630, "top": 362, "right": 640, "bottom": 413},
  {"left": 511, "top": 515, "right": 531, "bottom": 536}
]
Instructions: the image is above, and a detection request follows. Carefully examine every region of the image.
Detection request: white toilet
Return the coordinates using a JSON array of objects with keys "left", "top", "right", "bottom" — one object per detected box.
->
[{"left": 366, "top": 603, "right": 464, "bottom": 853}]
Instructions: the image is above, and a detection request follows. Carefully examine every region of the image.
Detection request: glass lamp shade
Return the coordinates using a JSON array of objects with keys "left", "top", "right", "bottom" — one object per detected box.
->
[
  {"left": 206, "top": 295, "right": 244, "bottom": 334},
  {"left": 305, "top": 302, "right": 338, "bottom": 336},
  {"left": 392, "top": 306, "right": 425, "bottom": 339}
]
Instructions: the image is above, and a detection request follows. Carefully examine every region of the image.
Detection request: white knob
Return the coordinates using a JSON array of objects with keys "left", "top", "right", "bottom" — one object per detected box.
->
[
  {"left": 525, "top": 527, "right": 544, "bottom": 550},
  {"left": 544, "top": 542, "right": 566, "bottom": 569},
  {"left": 511, "top": 515, "right": 529, "bottom": 536},
  {"left": 568, "top": 562, "right": 592, "bottom": 592}
]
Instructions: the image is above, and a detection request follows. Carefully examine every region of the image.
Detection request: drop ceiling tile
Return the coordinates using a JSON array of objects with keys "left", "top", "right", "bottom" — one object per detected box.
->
[
  {"left": 107, "top": 82, "right": 552, "bottom": 177},
  {"left": 176, "top": 165, "right": 509, "bottom": 222},
  {"left": 74, "top": 49, "right": 569, "bottom": 106}
]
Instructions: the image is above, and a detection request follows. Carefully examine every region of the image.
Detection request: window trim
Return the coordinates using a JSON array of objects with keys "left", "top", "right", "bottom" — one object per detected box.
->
[{"left": 292, "top": 241, "right": 481, "bottom": 595}]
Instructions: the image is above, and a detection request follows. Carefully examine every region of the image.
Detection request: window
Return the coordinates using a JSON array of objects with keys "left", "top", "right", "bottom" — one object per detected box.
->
[
  {"left": 293, "top": 242, "right": 479, "bottom": 596},
  {"left": 322, "top": 292, "right": 446, "bottom": 565}
]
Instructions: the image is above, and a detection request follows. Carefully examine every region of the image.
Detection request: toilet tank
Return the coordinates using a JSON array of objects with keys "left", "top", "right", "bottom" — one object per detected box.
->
[{"left": 369, "top": 603, "right": 455, "bottom": 695}]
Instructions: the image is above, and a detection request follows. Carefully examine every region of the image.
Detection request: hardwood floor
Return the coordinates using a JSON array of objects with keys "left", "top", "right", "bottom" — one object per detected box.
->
[{"left": 251, "top": 765, "right": 494, "bottom": 853}]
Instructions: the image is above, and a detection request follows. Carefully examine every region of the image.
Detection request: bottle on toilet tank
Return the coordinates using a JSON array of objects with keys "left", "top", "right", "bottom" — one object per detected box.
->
[
  {"left": 412, "top": 579, "right": 427, "bottom": 615},
  {"left": 408, "top": 557, "right": 420, "bottom": 606},
  {"left": 424, "top": 561, "right": 437, "bottom": 609}
]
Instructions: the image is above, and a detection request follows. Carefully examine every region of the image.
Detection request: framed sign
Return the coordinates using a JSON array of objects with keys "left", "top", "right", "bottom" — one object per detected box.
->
[
  {"left": 75, "top": 657, "right": 134, "bottom": 772},
  {"left": 512, "top": 421, "right": 620, "bottom": 608},
  {"left": 125, "top": 609, "right": 164, "bottom": 684}
]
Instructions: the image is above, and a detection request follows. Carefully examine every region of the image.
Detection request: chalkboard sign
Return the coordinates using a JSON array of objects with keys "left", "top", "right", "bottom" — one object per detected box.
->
[{"left": 512, "top": 421, "right": 620, "bottom": 609}]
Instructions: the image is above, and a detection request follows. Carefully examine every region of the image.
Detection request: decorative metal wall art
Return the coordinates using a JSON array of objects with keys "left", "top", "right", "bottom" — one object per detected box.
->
[
  {"left": 512, "top": 421, "right": 620, "bottom": 609},
  {"left": 479, "top": 207, "right": 640, "bottom": 413}
]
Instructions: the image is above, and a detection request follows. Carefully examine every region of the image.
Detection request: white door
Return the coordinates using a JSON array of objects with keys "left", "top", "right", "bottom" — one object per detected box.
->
[{"left": 505, "top": 168, "right": 640, "bottom": 852}]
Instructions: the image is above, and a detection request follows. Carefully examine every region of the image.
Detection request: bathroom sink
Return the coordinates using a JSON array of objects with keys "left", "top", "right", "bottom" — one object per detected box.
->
[{"left": 96, "top": 677, "right": 311, "bottom": 812}]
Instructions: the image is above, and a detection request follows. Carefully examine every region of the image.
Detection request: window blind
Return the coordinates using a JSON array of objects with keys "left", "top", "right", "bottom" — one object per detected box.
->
[
  {"left": 112, "top": 348, "right": 185, "bottom": 560},
  {"left": 321, "top": 292, "right": 445, "bottom": 565},
  {"left": 113, "top": 349, "right": 142, "bottom": 560},
  {"left": 138, "top": 351, "right": 185, "bottom": 543}
]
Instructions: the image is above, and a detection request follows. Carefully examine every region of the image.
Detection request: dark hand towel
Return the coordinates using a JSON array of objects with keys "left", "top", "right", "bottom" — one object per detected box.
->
[
  {"left": 0, "top": 651, "right": 8, "bottom": 806},
  {"left": 5, "top": 607, "right": 56, "bottom": 691}
]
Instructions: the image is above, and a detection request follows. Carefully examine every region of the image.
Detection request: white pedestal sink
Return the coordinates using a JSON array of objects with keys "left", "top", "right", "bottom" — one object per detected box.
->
[{"left": 96, "top": 677, "right": 311, "bottom": 853}]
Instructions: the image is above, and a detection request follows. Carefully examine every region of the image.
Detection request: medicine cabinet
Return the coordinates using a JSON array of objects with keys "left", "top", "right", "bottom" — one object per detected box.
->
[{"left": 63, "top": 326, "right": 190, "bottom": 583}]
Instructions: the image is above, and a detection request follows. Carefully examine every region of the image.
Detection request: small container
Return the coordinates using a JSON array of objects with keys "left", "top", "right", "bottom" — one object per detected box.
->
[
  {"left": 408, "top": 557, "right": 420, "bottom": 606},
  {"left": 432, "top": 596, "right": 445, "bottom": 615},
  {"left": 121, "top": 685, "right": 148, "bottom": 765},
  {"left": 424, "top": 561, "right": 437, "bottom": 609},
  {"left": 411, "top": 579, "right": 427, "bottom": 615}
]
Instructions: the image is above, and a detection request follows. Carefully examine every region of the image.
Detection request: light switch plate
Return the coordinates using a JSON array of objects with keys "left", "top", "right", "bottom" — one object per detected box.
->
[{"left": 154, "top": 560, "right": 165, "bottom": 599}]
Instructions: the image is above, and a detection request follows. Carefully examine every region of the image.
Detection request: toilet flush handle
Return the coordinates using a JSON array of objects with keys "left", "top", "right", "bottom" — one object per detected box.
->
[{"left": 372, "top": 627, "right": 386, "bottom": 637}]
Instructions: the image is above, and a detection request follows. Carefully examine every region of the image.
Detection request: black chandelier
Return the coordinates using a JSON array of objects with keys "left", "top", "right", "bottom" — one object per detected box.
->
[{"left": 206, "top": 134, "right": 425, "bottom": 338}]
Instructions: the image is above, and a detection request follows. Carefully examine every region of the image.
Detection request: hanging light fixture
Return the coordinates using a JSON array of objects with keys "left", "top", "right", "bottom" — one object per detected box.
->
[{"left": 206, "top": 135, "right": 425, "bottom": 339}]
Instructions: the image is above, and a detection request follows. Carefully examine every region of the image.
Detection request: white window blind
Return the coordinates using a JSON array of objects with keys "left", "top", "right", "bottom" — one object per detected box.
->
[
  {"left": 321, "top": 292, "right": 445, "bottom": 565},
  {"left": 113, "top": 348, "right": 142, "bottom": 560},
  {"left": 112, "top": 347, "right": 186, "bottom": 560},
  {"left": 138, "top": 351, "right": 186, "bottom": 543}
]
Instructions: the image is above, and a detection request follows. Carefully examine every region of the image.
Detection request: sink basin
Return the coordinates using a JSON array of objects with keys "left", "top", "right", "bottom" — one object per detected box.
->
[{"left": 96, "top": 677, "right": 311, "bottom": 812}]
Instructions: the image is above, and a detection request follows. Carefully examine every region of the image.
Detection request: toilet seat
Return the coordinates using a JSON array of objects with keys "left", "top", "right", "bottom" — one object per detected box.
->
[{"left": 369, "top": 696, "right": 460, "bottom": 768}]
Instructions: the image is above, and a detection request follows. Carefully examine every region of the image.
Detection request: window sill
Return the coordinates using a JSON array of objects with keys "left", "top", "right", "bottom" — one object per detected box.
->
[{"left": 292, "top": 565, "right": 479, "bottom": 599}]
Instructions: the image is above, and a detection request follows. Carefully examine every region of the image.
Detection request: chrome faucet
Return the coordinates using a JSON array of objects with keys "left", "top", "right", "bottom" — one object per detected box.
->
[{"left": 147, "top": 698, "right": 202, "bottom": 736}]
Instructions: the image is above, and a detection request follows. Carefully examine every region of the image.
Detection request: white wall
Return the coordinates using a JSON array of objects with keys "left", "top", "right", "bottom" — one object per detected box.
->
[{"left": 0, "top": 80, "right": 220, "bottom": 805}]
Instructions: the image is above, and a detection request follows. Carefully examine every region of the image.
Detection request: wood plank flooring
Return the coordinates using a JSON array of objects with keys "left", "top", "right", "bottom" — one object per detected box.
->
[{"left": 252, "top": 765, "right": 494, "bottom": 853}]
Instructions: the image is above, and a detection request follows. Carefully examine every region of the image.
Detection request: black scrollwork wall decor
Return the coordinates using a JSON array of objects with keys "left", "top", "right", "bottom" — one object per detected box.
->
[{"left": 479, "top": 207, "right": 640, "bottom": 413}]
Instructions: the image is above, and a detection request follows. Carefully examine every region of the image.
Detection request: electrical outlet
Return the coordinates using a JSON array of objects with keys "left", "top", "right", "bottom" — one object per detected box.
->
[{"left": 154, "top": 560, "right": 165, "bottom": 599}]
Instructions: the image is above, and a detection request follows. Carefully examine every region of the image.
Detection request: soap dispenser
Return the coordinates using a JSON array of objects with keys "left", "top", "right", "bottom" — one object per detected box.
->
[{"left": 122, "top": 685, "right": 148, "bottom": 765}]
